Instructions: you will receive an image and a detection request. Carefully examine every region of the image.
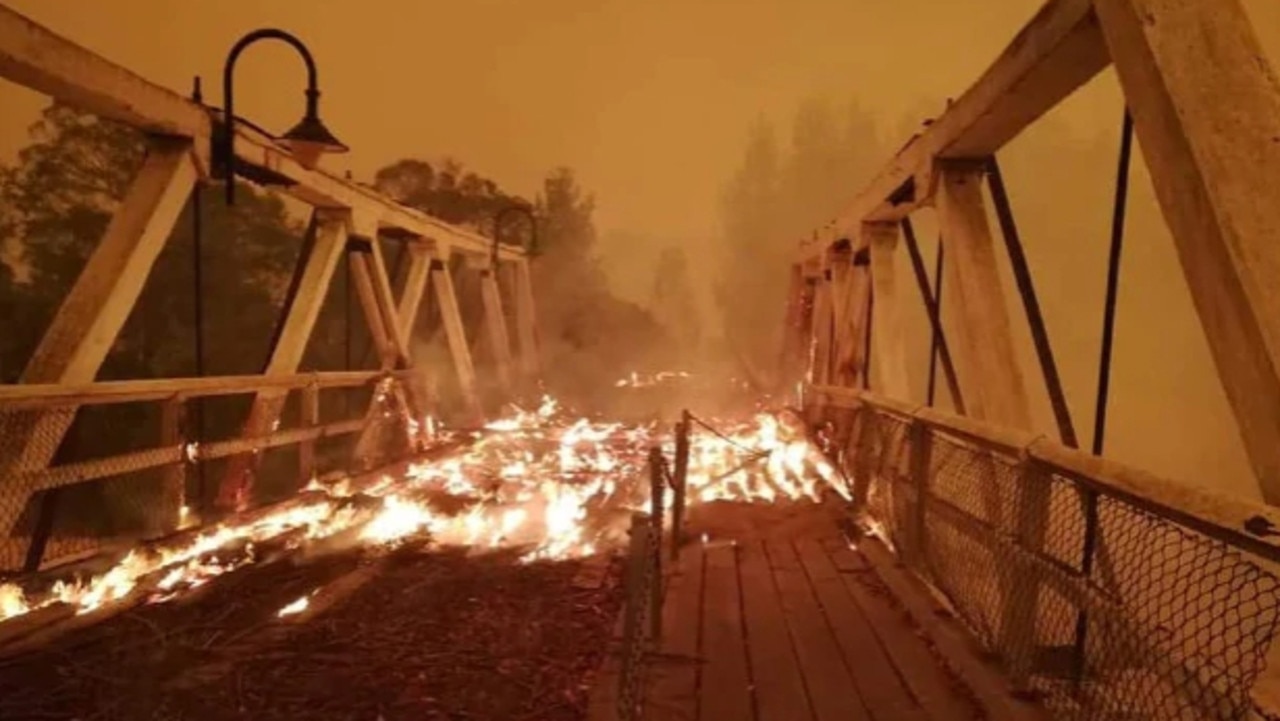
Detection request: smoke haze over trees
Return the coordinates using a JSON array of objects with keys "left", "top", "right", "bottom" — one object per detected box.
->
[{"left": 716, "top": 97, "right": 881, "bottom": 375}]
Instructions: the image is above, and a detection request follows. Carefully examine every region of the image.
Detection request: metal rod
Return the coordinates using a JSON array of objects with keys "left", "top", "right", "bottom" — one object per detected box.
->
[
  {"left": 927, "top": 242, "right": 944, "bottom": 407},
  {"left": 901, "top": 218, "right": 965, "bottom": 414},
  {"left": 1073, "top": 109, "right": 1134, "bottom": 689},
  {"left": 986, "top": 155, "right": 1079, "bottom": 449},
  {"left": 22, "top": 488, "right": 59, "bottom": 573}
]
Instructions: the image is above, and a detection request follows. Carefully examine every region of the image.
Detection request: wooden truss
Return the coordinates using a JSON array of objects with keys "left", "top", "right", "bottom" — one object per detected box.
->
[
  {"left": 787, "top": 0, "right": 1280, "bottom": 505},
  {"left": 0, "top": 6, "right": 541, "bottom": 570}
]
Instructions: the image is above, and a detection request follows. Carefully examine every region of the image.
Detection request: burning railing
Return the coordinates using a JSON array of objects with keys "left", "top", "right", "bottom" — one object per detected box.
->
[{"left": 0, "top": 394, "right": 848, "bottom": 651}]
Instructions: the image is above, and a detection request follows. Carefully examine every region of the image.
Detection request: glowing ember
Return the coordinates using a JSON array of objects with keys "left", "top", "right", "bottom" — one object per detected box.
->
[
  {"left": 277, "top": 594, "right": 311, "bottom": 617},
  {"left": 614, "top": 370, "right": 692, "bottom": 388},
  {"left": 0, "top": 584, "right": 28, "bottom": 618},
  {"left": 0, "top": 395, "right": 849, "bottom": 628},
  {"left": 360, "top": 495, "right": 437, "bottom": 545}
]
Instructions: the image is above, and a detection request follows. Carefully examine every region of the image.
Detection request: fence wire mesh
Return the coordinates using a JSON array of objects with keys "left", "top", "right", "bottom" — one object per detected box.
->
[
  {"left": 837, "top": 400, "right": 1280, "bottom": 721},
  {"left": 0, "top": 376, "right": 413, "bottom": 574}
]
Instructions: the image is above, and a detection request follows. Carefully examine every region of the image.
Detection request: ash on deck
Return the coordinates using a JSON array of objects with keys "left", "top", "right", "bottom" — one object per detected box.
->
[{"left": 0, "top": 541, "right": 623, "bottom": 721}]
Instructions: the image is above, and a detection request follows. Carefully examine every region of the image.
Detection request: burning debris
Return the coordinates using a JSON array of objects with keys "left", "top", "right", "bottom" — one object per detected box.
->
[
  {"left": 0, "top": 395, "right": 846, "bottom": 632},
  {"left": 614, "top": 370, "right": 692, "bottom": 388},
  {"left": 276, "top": 592, "right": 315, "bottom": 618}
]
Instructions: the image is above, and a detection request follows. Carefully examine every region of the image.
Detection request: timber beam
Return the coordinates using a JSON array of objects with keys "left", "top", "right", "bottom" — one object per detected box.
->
[{"left": 795, "top": 0, "right": 1108, "bottom": 260}]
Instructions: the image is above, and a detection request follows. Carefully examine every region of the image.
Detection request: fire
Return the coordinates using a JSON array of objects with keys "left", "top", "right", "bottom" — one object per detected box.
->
[
  {"left": 0, "top": 396, "right": 849, "bottom": 628},
  {"left": 614, "top": 370, "right": 691, "bottom": 388},
  {"left": 0, "top": 583, "right": 28, "bottom": 618},
  {"left": 277, "top": 593, "right": 314, "bottom": 618},
  {"left": 360, "top": 495, "right": 437, "bottom": 545}
]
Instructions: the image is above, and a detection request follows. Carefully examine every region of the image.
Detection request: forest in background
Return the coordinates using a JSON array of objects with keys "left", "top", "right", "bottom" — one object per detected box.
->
[{"left": 715, "top": 97, "right": 885, "bottom": 377}]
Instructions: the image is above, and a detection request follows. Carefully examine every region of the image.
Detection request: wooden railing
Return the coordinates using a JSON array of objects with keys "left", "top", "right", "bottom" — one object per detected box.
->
[{"left": 808, "top": 384, "right": 1280, "bottom": 721}]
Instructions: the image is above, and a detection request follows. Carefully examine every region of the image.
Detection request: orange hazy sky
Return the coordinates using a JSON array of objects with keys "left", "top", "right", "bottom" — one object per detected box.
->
[{"left": 0, "top": 0, "right": 1168, "bottom": 238}]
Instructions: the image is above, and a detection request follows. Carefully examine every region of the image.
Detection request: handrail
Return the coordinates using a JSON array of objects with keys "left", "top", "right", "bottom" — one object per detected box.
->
[
  {"left": 807, "top": 382, "right": 1280, "bottom": 718},
  {"left": 0, "top": 370, "right": 413, "bottom": 410},
  {"left": 806, "top": 383, "right": 1280, "bottom": 563}
]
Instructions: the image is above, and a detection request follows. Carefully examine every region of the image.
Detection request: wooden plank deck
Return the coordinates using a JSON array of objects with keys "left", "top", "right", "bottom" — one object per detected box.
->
[{"left": 590, "top": 501, "right": 1046, "bottom": 721}]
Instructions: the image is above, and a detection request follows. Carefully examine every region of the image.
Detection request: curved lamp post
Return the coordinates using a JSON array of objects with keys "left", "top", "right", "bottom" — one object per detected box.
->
[
  {"left": 492, "top": 204, "right": 539, "bottom": 267},
  {"left": 220, "top": 28, "right": 348, "bottom": 206}
]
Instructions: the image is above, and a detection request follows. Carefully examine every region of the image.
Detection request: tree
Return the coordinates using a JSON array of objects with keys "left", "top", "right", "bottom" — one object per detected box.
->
[
  {"left": 650, "top": 246, "right": 701, "bottom": 355},
  {"left": 0, "top": 102, "right": 305, "bottom": 522},
  {"left": 530, "top": 168, "right": 666, "bottom": 398},
  {"left": 716, "top": 97, "right": 880, "bottom": 372},
  {"left": 373, "top": 157, "right": 519, "bottom": 236},
  {"left": 718, "top": 117, "right": 786, "bottom": 363},
  {"left": 0, "top": 103, "right": 303, "bottom": 383}
]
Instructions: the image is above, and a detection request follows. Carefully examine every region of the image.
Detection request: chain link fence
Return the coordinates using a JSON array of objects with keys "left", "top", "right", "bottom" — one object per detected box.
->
[
  {"left": 820, "top": 386, "right": 1280, "bottom": 721},
  {"left": 0, "top": 372, "right": 419, "bottom": 574},
  {"left": 614, "top": 431, "right": 690, "bottom": 721}
]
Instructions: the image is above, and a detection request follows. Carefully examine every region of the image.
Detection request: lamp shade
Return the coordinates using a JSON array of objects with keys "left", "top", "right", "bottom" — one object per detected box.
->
[{"left": 280, "top": 114, "right": 348, "bottom": 169}]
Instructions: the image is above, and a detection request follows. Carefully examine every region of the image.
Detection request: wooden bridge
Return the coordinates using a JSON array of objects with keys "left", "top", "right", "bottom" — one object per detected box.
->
[{"left": 3, "top": 0, "right": 1280, "bottom": 719}]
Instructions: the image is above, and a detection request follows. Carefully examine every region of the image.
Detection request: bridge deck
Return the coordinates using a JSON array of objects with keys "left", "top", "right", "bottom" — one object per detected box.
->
[{"left": 590, "top": 502, "right": 1038, "bottom": 721}]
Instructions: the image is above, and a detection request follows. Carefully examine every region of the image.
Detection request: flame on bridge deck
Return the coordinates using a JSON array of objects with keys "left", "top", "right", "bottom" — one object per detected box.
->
[{"left": 0, "top": 395, "right": 845, "bottom": 625}]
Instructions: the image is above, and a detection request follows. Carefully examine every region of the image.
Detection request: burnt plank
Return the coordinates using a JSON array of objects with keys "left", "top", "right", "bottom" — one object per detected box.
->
[
  {"left": 795, "top": 539, "right": 926, "bottom": 720},
  {"left": 698, "top": 542, "right": 752, "bottom": 721},
  {"left": 644, "top": 543, "right": 705, "bottom": 721},
  {"left": 739, "top": 539, "right": 813, "bottom": 721},
  {"left": 768, "top": 539, "right": 871, "bottom": 721}
]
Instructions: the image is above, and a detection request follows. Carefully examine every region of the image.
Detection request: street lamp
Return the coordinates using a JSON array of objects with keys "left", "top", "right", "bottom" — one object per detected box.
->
[
  {"left": 492, "top": 204, "right": 539, "bottom": 267},
  {"left": 219, "top": 28, "right": 348, "bottom": 206}
]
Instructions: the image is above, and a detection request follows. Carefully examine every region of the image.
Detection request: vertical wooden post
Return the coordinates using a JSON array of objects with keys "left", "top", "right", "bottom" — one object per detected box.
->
[
  {"left": 905, "top": 418, "right": 933, "bottom": 566},
  {"left": 935, "top": 162, "right": 1032, "bottom": 429},
  {"left": 797, "top": 274, "right": 819, "bottom": 386},
  {"left": 865, "top": 221, "right": 912, "bottom": 400},
  {"left": 779, "top": 263, "right": 808, "bottom": 385},
  {"left": 511, "top": 257, "right": 541, "bottom": 382},
  {"left": 0, "top": 137, "right": 197, "bottom": 545},
  {"left": 1002, "top": 455, "right": 1050, "bottom": 691},
  {"left": 158, "top": 395, "right": 187, "bottom": 534},
  {"left": 431, "top": 255, "right": 483, "bottom": 421},
  {"left": 839, "top": 251, "right": 873, "bottom": 388},
  {"left": 810, "top": 269, "right": 834, "bottom": 386},
  {"left": 299, "top": 381, "right": 320, "bottom": 484},
  {"left": 1094, "top": 0, "right": 1280, "bottom": 503},
  {"left": 850, "top": 403, "right": 876, "bottom": 511},
  {"left": 217, "top": 211, "right": 348, "bottom": 511},
  {"left": 480, "top": 268, "right": 515, "bottom": 392}
]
